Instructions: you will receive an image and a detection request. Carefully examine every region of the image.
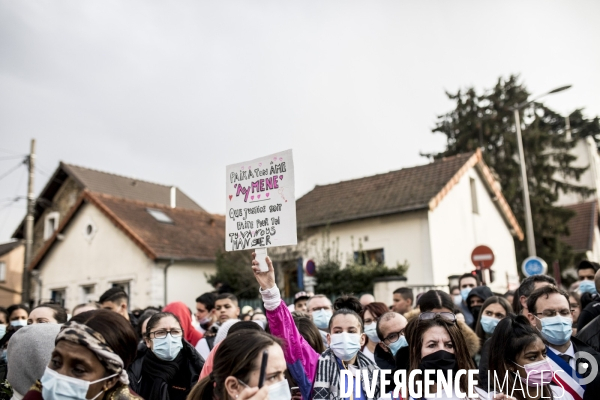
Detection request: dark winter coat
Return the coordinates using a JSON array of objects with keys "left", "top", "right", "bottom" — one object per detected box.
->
[{"left": 128, "top": 340, "right": 204, "bottom": 400}]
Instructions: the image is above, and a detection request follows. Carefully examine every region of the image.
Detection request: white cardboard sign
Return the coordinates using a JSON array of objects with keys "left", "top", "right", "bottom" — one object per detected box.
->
[{"left": 226, "top": 149, "right": 297, "bottom": 251}]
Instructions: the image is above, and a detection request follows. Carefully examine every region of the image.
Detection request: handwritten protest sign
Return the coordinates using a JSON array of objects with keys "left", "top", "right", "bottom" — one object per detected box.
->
[{"left": 226, "top": 149, "right": 297, "bottom": 251}]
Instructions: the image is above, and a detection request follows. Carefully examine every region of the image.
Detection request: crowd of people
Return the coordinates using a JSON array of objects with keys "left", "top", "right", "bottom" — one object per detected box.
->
[{"left": 1, "top": 258, "right": 600, "bottom": 400}]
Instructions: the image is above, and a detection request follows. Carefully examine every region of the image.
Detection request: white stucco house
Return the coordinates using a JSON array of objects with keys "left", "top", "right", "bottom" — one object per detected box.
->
[
  {"left": 27, "top": 191, "right": 224, "bottom": 312},
  {"left": 552, "top": 136, "right": 600, "bottom": 264},
  {"left": 555, "top": 136, "right": 600, "bottom": 207},
  {"left": 295, "top": 150, "right": 524, "bottom": 296}
]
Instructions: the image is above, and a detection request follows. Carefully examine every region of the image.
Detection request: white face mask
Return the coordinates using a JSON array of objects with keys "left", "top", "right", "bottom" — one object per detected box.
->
[
  {"left": 41, "top": 367, "right": 118, "bottom": 400},
  {"left": 10, "top": 319, "right": 27, "bottom": 327},
  {"left": 238, "top": 378, "right": 291, "bottom": 400},
  {"left": 329, "top": 332, "right": 362, "bottom": 361},
  {"left": 267, "top": 379, "right": 292, "bottom": 400}
]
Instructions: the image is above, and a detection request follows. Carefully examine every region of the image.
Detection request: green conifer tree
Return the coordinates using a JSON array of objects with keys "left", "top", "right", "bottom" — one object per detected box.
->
[{"left": 432, "top": 75, "right": 597, "bottom": 270}]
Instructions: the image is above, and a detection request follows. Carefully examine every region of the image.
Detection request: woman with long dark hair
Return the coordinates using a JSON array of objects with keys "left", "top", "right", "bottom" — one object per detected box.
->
[
  {"left": 474, "top": 296, "right": 513, "bottom": 345},
  {"left": 405, "top": 313, "right": 476, "bottom": 399},
  {"left": 477, "top": 315, "right": 562, "bottom": 400}
]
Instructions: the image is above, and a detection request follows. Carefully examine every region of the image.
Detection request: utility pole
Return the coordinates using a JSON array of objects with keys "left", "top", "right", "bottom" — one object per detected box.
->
[{"left": 22, "top": 139, "right": 35, "bottom": 305}]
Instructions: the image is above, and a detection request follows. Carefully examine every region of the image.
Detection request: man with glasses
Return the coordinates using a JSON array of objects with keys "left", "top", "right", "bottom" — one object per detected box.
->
[
  {"left": 373, "top": 312, "right": 408, "bottom": 370},
  {"left": 306, "top": 294, "right": 333, "bottom": 347},
  {"left": 527, "top": 285, "right": 600, "bottom": 399}
]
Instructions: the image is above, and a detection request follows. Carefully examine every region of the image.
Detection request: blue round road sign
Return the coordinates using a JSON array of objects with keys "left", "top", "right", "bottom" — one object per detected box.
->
[{"left": 521, "top": 256, "right": 548, "bottom": 277}]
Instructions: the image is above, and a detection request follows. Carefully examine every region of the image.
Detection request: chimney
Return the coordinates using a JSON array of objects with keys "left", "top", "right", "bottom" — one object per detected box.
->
[{"left": 170, "top": 186, "right": 176, "bottom": 208}]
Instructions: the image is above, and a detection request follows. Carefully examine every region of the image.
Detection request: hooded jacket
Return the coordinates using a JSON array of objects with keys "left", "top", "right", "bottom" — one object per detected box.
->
[{"left": 465, "top": 286, "right": 493, "bottom": 329}]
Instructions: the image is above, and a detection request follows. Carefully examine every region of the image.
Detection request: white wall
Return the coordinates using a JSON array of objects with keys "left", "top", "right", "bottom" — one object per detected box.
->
[
  {"left": 36, "top": 203, "right": 155, "bottom": 311},
  {"left": 166, "top": 261, "right": 217, "bottom": 310},
  {"left": 555, "top": 137, "right": 600, "bottom": 206},
  {"left": 428, "top": 167, "right": 519, "bottom": 292},
  {"left": 301, "top": 210, "right": 433, "bottom": 287}
]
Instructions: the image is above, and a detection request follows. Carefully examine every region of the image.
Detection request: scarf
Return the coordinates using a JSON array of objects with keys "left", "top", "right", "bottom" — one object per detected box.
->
[
  {"left": 56, "top": 321, "right": 129, "bottom": 384},
  {"left": 312, "top": 348, "right": 380, "bottom": 400},
  {"left": 139, "top": 349, "right": 182, "bottom": 400}
]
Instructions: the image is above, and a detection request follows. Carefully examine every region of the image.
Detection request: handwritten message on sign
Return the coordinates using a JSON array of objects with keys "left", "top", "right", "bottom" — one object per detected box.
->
[{"left": 226, "top": 149, "right": 297, "bottom": 251}]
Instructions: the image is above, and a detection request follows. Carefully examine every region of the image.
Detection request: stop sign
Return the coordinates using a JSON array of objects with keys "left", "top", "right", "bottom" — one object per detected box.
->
[{"left": 471, "top": 245, "right": 495, "bottom": 269}]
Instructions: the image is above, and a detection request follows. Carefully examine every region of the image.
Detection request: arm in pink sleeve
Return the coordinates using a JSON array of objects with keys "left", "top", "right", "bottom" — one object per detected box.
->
[{"left": 261, "top": 287, "right": 320, "bottom": 399}]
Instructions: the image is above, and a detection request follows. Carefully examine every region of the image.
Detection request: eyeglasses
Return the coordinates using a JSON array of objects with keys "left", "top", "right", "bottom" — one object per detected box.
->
[
  {"left": 383, "top": 330, "right": 405, "bottom": 345},
  {"left": 418, "top": 312, "right": 456, "bottom": 323},
  {"left": 149, "top": 329, "right": 183, "bottom": 339},
  {"left": 533, "top": 309, "right": 573, "bottom": 318}
]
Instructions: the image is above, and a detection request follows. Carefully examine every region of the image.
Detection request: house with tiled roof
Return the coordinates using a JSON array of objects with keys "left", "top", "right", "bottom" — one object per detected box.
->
[
  {"left": 553, "top": 136, "right": 600, "bottom": 267},
  {"left": 13, "top": 163, "right": 222, "bottom": 310},
  {"left": 296, "top": 150, "right": 523, "bottom": 295}
]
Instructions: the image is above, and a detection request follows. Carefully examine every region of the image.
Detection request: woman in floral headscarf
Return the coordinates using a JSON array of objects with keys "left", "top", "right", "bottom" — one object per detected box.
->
[{"left": 23, "top": 309, "right": 142, "bottom": 400}]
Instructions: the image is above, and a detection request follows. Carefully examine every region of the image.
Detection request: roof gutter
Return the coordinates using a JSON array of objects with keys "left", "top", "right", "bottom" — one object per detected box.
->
[{"left": 297, "top": 205, "right": 428, "bottom": 229}]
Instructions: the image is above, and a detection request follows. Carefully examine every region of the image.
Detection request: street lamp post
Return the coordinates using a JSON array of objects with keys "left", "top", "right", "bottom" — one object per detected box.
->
[{"left": 511, "top": 85, "right": 571, "bottom": 258}]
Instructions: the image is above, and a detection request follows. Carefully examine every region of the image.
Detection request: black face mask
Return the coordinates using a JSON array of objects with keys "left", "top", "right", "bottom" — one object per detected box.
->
[
  {"left": 470, "top": 305, "right": 482, "bottom": 322},
  {"left": 418, "top": 350, "right": 457, "bottom": 372}
]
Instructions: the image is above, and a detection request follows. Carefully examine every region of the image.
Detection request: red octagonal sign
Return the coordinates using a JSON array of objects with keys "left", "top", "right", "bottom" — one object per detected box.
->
[{"left": 471, "top": 245, "right": 495, "bottom": 269}]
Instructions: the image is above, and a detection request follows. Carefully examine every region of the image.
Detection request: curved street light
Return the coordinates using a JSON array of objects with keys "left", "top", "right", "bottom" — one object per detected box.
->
[{"left": 511, "top": 85, "right": 572, "bottom": 257}]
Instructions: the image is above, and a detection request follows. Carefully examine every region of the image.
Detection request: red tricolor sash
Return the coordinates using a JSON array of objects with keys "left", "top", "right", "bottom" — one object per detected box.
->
[{"left": 547, "top": 348, "right": 585, "bottom": 400}]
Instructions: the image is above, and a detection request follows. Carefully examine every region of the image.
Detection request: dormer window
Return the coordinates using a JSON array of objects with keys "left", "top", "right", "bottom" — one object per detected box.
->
[
  {"left": 44, "top": 211, "right": 60, "bottom": 240},
  {"left": 146, "top": 208, "right": 173, "bottom": 224}
]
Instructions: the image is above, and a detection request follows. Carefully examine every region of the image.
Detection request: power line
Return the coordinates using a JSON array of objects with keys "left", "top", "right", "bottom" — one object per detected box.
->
[
  {"left": 0, "top": 155, "right": 26, "bottom": 161},
  {"left": 0, "top": 160, "right": 26, "bottom": 183}
]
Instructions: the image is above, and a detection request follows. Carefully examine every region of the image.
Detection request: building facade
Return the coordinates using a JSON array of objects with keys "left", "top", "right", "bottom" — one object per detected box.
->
[{"left": 295, "top": 151, "right": 523, "bottom": 295}]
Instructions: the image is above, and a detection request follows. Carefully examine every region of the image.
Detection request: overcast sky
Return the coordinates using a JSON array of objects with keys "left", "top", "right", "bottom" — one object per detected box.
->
[{"left": 1, "top": 1, "right": 599, "bottom": 242}]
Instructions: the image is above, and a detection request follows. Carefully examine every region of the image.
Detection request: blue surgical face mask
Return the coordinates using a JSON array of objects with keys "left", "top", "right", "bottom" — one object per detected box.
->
[
  {"left": 312, "top": 309, "right": 332, "bottom": 330},
  {"left": 0, "top": 324, "right": 6, "bottom": 339},
  {"left": 460, "top": 288, "right": 472, "bottom": 302},
  {"left": 536, "top": 315, "right": 572, "bottom": 345},
  {"left": 152, "top": 334, "right": 183, "bottom": 361},
  {"left": 329, "top": 332, "right": 362, "bottom": 361},
  {"left": 480, "top": 316, "right": 500, "bottom": 334},
  {"left": 364, "top": 322, "right": 380, "bottom": 343},
  {"left": 579, "top": 280, "right": 597, "bottom": 295},
  {"left": 387, "top": 334, "right": 408, "bottom": 356},
  {"left": 10, "top": 319, "right": 27, "bottom": 327},
  {"left": 41, "top": 367, "right": 117, "bottom": 400}
]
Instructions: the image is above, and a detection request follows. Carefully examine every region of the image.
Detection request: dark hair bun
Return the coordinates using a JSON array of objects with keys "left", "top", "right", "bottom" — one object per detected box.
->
[{"left": 333, "top": 295, "right": 362, "bottom": 314}]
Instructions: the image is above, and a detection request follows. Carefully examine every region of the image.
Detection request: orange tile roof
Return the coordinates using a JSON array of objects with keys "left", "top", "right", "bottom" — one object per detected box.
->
[
  {"left": 30, "top": 191, "right": 224, "bottom": 270},
  {"left": 297, "top": 150, "right": 523, "bottom": 240}
]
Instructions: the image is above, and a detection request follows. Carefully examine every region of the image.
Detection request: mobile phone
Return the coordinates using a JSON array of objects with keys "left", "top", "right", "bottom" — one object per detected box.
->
[
  {"left": 258, "top": 350, "right": 268, "bottom": 388},
  {"left": 255, "top": 248, "right": 269, "bottom": 272}
]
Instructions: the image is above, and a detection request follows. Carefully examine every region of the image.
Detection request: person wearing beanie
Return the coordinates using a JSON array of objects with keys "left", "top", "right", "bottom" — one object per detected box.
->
[{"left": 7, "top": 324, "right": 61, "bottom": 400}]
